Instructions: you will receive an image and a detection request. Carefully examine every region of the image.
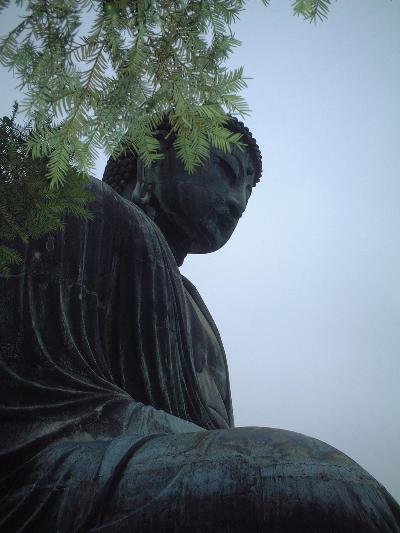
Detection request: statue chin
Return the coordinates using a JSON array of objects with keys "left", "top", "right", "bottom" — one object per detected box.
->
[
  {"left": 189, "top": 235, "right": 229, "bottom": 254},
  {"left": 189, "top": 240, "right": 222, "bottom": 254},
  {"left": 189, "top": 222, "right": 237, "bottom": 254}
]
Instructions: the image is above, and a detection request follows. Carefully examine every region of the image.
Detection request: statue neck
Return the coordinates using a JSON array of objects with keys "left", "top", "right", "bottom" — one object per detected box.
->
[
  {"left": 151, "top": 210, "right": 192, "bottom": 267},
  {"left": 131, "top": 191, "right": 192, "bottom": 267}
]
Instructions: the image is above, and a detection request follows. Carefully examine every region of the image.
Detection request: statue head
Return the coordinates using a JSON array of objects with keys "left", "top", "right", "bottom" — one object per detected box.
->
[{"left": 103, "top": 118, "right": 262, "bottom": 264}]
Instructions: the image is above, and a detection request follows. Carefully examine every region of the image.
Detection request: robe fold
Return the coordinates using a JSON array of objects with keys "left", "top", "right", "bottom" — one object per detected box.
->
[{"left": 0, "top": 178, "right": 399, "bottom": 532}]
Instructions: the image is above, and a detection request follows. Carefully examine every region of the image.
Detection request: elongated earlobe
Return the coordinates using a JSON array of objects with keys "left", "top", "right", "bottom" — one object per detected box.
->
[
  {"left": 131, "top": 181, "right": 152, "bottom": 209},
  {"left": 131, "top": 160, "right": 159, "bottom": 219}
]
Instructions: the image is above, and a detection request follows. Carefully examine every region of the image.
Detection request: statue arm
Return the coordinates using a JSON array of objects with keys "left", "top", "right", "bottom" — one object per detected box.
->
[{"left": 121, "top": 401, "right": 206, "bottom": 435}]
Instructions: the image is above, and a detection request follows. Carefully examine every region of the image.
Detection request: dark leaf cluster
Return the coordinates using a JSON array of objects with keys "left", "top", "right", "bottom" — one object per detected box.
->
[{"left": 0, "top": 104, "right": 93, "bottom": 275}]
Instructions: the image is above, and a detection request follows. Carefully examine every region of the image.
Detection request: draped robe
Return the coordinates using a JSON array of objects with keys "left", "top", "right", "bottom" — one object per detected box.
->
[{"left": 0, "top": 178, "right": 399, "bottom": 532}]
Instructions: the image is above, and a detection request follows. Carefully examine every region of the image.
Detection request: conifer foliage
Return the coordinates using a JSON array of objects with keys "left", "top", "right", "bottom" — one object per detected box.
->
[
  {"left": 292, "top": 0, "right": 333, "bottom": 22},
  {"left": 0, "top": 0, "right": 334, "bottom": 185},
  {"left": 0, "top": 104, "right": 93, "bottom": 275},
  {"left": 1, "top": 0, "right": 260, "bottom": 187}
]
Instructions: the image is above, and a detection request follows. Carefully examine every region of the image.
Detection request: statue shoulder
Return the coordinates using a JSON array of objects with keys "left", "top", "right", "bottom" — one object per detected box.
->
[
  {"left": 84, "top": 177, "right": 178, "bottom": 271},
  {"left": 87, "top": 177, "right": 143, "bottom": 221},
  {"left": 87, "top": 177, "right": 158, "bottom": 237}
]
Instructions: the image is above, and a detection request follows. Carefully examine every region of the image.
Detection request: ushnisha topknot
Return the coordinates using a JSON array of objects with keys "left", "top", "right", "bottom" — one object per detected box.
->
[{"left": 102, "top": 117, "right": 262, "bottom": 194}]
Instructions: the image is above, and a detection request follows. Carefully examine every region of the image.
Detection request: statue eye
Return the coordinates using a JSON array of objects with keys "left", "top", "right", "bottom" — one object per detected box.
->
[
  {"left": 219, "top": 158, "right": 237, "bottom": 185},
  {"left": 247, "top": 167, "right": 254, "bottom": 176}
]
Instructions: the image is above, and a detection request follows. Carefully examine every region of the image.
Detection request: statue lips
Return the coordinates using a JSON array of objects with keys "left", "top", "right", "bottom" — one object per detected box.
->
[{"left": 216, "top": 208, "right": 241, "bottom": 233}]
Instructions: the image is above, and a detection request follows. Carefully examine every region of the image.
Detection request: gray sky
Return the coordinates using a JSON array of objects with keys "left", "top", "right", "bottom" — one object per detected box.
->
[{"left": 1, "top": 0, "right": 399, "bottom": 501}]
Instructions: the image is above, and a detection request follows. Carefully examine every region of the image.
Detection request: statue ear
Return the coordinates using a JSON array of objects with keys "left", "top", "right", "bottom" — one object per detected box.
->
[{"left": 131, "top": 158, "right": 156, "bottom": 213}]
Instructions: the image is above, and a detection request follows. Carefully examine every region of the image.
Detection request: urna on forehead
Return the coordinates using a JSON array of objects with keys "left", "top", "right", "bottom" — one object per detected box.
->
[{"left": 102, "top": 117, "right": 263, "bottom": 194}]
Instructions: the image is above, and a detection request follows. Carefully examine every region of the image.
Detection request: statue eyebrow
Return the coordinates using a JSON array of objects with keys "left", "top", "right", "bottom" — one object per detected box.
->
[{"left": 217, "top": 152, "right": 242, "bottom": 180}]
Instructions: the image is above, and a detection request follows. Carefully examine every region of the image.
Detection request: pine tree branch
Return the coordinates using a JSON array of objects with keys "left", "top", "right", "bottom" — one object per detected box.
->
[{"left": 292, "top": 0, "right": 333, "bottom": 23}]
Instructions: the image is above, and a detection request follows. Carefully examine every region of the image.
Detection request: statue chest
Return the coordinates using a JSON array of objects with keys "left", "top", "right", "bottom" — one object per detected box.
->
[{"left": 183, "top": 287, "right": 230, "bottom": 429}]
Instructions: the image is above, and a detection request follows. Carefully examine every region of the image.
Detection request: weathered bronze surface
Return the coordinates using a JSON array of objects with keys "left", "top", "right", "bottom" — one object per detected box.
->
[{"left": 1, "top": 121, "right": 399, "bottom": 531}]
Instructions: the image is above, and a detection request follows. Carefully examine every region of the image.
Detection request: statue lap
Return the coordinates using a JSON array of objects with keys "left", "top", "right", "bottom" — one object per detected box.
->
[{"left": 3, "top": 427, "right": 399, "bottom": 532}]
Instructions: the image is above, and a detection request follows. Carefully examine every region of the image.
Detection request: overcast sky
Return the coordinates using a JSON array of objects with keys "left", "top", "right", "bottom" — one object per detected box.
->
[{"left": 1, "top": 0, "right": 399, "bottom": 502}]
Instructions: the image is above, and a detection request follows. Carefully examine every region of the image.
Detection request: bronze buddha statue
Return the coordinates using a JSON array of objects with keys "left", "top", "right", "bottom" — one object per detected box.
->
[{"left": 0, "top": 118, "right": 399, "bottom": 532}]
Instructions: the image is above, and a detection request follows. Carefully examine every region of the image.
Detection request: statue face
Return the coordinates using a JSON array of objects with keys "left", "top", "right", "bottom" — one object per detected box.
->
[{"left": 146, "top": 145, "right": 256, "bottom": 253}]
